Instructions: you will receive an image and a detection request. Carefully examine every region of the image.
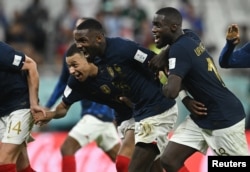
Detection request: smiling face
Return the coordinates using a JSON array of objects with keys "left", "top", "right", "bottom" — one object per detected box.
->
[
  {"left": 66, "top": 51, "right": 97, "bottom": 82},
  {"left": 73, "top": 28, "right": 105, "bottom": 62},
  {"left": 152, "top": 14, "right": 174, "bottom": 49}
]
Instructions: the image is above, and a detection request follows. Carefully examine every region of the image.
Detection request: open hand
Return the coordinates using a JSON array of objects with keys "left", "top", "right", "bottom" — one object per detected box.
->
[
  {"left": 182, "top": 97, "right": 207, "bottom": 115},
  {"left": 226, "top": 24, "right": 240, "bottom": 45}
]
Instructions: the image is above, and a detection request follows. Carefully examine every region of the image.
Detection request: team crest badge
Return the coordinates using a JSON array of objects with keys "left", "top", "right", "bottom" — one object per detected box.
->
[{"left": 100, "top": 85, "right": 111, "bottom": 94}]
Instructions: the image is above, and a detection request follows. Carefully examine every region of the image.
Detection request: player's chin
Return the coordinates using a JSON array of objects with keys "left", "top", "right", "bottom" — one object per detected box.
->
[{"left": 155, "top": 42, "right": 164, "bottom": 49}]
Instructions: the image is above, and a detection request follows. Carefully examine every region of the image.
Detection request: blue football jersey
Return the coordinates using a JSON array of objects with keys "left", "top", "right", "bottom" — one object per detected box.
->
[
  {"left": 168, "top": 31, "right": 245, "bottom": 129},
  {"left": 0, "top": 42, "right": 30, "bottom": 117}
]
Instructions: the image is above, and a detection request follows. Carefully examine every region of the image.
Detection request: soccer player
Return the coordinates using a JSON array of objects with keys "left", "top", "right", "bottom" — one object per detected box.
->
[
  {"left": 34, "top": 43, "right": 141, "bottom": 171},
  {"left": 0, "top": 41, "right": 45, "bottom": 172},
  {"left": 219, "top": 24, "right": 250, "bottom": 68},
  {"left": 151, "top": 7, "right": 249, "bottom": 172},
  {"left": 72, "top": 18, "right": 179, "bottom": 172},
  {"left": 45, "top": 18, "right": 133, "bottom": 172},
  {"left": 36, "top": 19, "right": 204, "bottom": 172}
]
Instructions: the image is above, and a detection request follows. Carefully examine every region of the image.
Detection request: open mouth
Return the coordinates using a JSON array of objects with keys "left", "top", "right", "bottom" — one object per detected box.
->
[
  {"left": 73, "top": 72, "right": 82, "bottom": 80},
  {"left": 153, "top": 34, "right": 160, "bottom": 44}
]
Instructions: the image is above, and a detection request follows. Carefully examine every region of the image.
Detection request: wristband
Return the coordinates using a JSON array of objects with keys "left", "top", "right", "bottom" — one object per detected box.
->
[{"left": 179, "top": 90, "right": 188, "bottom": 100}]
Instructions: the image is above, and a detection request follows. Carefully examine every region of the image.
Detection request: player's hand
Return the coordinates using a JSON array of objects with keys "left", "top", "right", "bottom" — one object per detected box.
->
[
  {"left": 30, "top": 105, "right": 46, "bottom": 116},
  {"left": 33, "top": 111, "right": 54, "bottom": 126},
  {"left": 226, "top": 24, "right": 240, "bottom": 45},
  {"left": 149, "top": 46, "right": 170, "bottom": 72},
  {"left": 182, "top": 97, "right": 207, "bottom": 115},
  {"left": 119, "top": 96, "right": 134, "bottom": 108}
]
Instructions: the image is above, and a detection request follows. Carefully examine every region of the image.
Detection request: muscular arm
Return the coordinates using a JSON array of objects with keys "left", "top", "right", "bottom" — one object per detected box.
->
[
  {"left": 162, "top": 74, "right": 207, "bottom": 115},
  {"left": 162, "top": 74, "right": 182, "bottom": 99},
  {"left": 22, "top": 55, "right": 45, "bottom": 115},
  {"left": 53, "top": 101, "right": 70, "bottom": 119},
  {"left": 34, "top": 101, "right": 70, "bottom": 125}
]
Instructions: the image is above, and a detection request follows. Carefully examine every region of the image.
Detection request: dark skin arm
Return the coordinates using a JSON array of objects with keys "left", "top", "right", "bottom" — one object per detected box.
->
[
  {"left": 149, "top": 46, "right": 207, "bottom": 115},
  {"left": 33, "top": 101, "right": 70, "bottom": 126},
  {"left": 163, "top": 74, "right": 207, "bottom": 115}
]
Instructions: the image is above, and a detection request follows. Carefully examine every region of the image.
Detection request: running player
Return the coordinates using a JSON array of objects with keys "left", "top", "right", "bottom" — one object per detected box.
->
[
  {"left": 0, "top": 41, "right": 45, "bottom": 172},
  {"left": 72, "top": 18, "right": 179, "bottom": 172},
  {"left": 45, "top": 18, "right": 134, "bottom": 172},
  {"left": 151, "top": 7, "right": 249, "bottom": 172}
]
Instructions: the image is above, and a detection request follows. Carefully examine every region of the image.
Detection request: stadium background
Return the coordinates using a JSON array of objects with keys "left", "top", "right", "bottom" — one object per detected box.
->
[{"left": 1, "top": 0, "right": 250, "bottom": 171}]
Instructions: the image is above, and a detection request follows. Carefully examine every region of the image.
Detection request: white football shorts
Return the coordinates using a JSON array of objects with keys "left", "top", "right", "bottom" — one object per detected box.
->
[
  {"left": 0, "top": 109, "right": 34, "bottom": 144},
  {"left": 69, "top": 114, "right": 120, "bottom": 151},
  {"left": 134, "top": 104, "right": 178, "bottom": 159},
  {"left": 170, "top": 116, "right": 249, "bottom": 155}
]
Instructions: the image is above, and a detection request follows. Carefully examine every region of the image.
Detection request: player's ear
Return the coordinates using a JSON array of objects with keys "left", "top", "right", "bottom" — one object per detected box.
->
[
  {"left": 96, "top": 32, "right": 104, "bottom": 42},
  {"left": 170, "top": 24, "right": 180, "bottom": 32}
]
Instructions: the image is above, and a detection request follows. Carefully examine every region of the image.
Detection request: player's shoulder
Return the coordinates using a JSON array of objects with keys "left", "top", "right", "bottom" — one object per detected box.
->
[
  {"left": 0, "top": 41, "right": 13, "bottom": 54},
  {"left": 183, "top": 29, "right": 201, "bottom": 42},
  {"left": 107, "top": 37, "right": 136, "bottom": 47}
]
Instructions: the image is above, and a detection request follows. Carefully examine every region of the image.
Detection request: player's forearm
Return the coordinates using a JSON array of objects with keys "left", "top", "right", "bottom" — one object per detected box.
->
[
  {"left": 25, "top": 57, "right": 40, "bottom": 106},
  {"left": 52, "top": 102, "right": 70, "bottom": 119}
]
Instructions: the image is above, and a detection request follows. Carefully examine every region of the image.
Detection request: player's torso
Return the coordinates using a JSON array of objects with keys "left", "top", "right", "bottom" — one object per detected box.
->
[
  {"left": 171, "top": 34, "right": 245, "bottom": 129},
  {"left": 95, "top": 38, "right": 176, "bottom": 121}
]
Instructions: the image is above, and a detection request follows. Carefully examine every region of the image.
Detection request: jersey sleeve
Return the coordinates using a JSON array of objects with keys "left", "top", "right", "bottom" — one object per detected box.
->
[
  {"left": 0, "top": 42, "right": 25, "bottom": 71},
  {"left": 168, "top": 44, "right": 191, "bottom": 78},
  {"left": 121, "top": 39, "right": 156, "bottom": 67},
  {"left": 62, "top": 77, "right": 83, "bottom": 106},
  {"left": 218, "top": 40, "right": 236, "bottom": 68},
  {"left": 220, "top": 41, "right": 250, "bottom": 68}
]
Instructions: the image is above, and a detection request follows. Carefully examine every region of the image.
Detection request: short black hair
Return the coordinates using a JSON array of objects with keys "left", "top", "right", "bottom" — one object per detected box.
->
[
  {"left": 66, "top": 43, "right": 81, "bottom": 57},
  {"left": 156, "top": 7, "right": 182, "bottom": 25},
  {"left": 76, "top": 18, "right": 104, "bottom": 33}
]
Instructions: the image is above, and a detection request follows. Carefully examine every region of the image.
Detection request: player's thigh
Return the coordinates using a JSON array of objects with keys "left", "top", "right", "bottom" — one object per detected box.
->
[
  {"left": 0, "top": 142, "right": 22, "bottom": 163},
  {"left": 98, "top": 122, "right": 120, "bottom": 152},
  {"left": 68, "top": 115, "right": 100, "bottom": 147},
  {"left": 1, "top": 109, "right": 33, "bottom": 144},
  {"left": 206, "top": 119, "right": 248, "bottom": 155},
  {"left": 0, "top": 109, "right": 33, "bottom": 163},
  {"left": 105, "top": 142, "right": 121, "bottom": 162},
  {"left": 170, "top": 116, "right": 208, "bottom": 154},
  {"left": 129, "top": 142, "right": 159, "bottom": 172}
]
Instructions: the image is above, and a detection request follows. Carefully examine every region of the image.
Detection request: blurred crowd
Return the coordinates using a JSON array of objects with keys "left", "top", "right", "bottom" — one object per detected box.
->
[
  {"left": 1, "top": 0, "right": 156, "bottom": 71},
  {"left": 0, "top": 0, "right": 219, "bottom": 71}
]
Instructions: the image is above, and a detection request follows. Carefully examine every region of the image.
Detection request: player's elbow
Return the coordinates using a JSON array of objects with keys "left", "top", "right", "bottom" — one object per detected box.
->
[
  {"left": 218, "top": 59, "right": 228, "bottom": 68},
  {"left": 162, "top": 85, "right": 178, "bottom": 99}
]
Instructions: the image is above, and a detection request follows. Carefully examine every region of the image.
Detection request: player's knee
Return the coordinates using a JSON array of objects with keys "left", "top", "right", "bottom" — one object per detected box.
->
[
  {"left": 60, "top": 142, "right": 68, "bottom": 156},
  {"left": 60, "top": 137, "right": 80, "bottom": 156},
  {"left": 160, "top": 155, "right": 177, "bottom": 170}
]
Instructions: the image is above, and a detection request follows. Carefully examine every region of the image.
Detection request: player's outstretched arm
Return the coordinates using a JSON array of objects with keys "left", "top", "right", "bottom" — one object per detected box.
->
[{"left": 33, "top": 101, "right": 70, "bottom": 125}]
